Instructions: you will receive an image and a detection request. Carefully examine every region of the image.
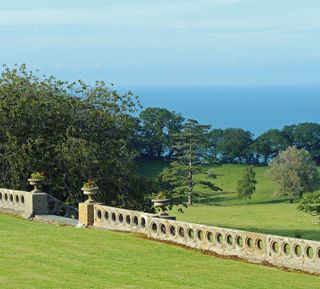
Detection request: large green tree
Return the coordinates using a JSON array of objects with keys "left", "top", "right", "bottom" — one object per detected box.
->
[
  {"left": 159, "top": 119, "right": 221, "bottom": 206},
  {"left": 216, "top": 128, "right": 253, "bottom": 163},
  {"left": 251, "top": 129, "right": 289, "bottom": 164},
  {"left": 268, "top": 146, "right": 320, "bottom": 203},
  {"left": 0, "top": 64, "right": 151, "bottom": 210},
  {"left": 138, "top": 107, "right": 184, "bottom": 159}
]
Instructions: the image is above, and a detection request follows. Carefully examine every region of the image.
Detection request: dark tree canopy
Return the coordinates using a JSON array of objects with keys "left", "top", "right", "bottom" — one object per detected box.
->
[
  {"left": 137, "top": 107, "right": 184, "bottom": 159},
  {"left": 289, "top": 123, "right": 320, "bottom": 164},
  {"left": 0, "top": 64, "right": 151, "bottom": 210},
  {"left": 251, "top": 129, "right": 289, "bottom": 164},
  {"left": 216, "top": 128, "right": 253, "bottom": 163}
]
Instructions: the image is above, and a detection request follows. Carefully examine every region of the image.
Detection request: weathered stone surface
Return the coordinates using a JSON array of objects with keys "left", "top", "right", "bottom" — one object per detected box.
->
[
  {"left": 0, "top": 188, "right": 78, "bottom": 219},
  {"left": 79, "top": 202, "right": 95, "bottom": 226},
  {"left": 33, "top": 214, "right": 78, "bottom": 226},
  {"left": 92, "top": 204, "right": 320, "bottom": 275}
]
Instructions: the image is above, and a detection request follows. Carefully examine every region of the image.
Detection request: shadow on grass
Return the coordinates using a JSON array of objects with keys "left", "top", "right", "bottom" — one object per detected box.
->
[{"left": 195, "top": 193, "right": 292, "bottom": 206}]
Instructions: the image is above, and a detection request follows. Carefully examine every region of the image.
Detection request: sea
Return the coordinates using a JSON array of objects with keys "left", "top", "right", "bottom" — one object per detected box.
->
[{"left": 127, "top": 86, "right": 320, "bottom": 137}]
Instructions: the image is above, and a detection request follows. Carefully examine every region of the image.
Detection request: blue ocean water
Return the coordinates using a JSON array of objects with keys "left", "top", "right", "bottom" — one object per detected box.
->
[{"left": 129, "top": 86, "right": 320, "bottom": 137}]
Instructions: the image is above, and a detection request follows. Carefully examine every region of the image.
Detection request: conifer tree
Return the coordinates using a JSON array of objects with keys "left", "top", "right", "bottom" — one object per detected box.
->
[
  {"left": 159, "top": 119, "right": 221, "bottom": 206},
  {"left": 237, "top": 166, "right": 257, "bottom": 202}
]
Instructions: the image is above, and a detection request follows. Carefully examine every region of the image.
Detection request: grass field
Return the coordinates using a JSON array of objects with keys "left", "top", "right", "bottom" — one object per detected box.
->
[
  {"left": 139, "top": 161, "right": 320, "bottom": 241},
  {"left": 0, "top": 214, "right": 319, "bottom": 289}
]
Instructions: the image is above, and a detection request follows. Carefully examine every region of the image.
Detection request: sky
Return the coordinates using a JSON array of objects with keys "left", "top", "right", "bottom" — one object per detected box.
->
[{"left": 0, "top": 0, "right": 320, "bottom": 87}]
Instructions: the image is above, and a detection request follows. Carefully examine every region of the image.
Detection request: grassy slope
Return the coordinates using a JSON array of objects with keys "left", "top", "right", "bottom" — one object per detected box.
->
[
  {"left": 0, "top": 214, "right": 319, "bottom": 289},
  {"left": 139, "top": 161, "right": 320, "bottom": 241}
]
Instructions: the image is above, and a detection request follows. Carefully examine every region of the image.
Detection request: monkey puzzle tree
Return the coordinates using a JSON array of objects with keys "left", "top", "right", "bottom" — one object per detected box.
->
[{"left": 159, "top": 119, "right": 221, "bottom": 206}]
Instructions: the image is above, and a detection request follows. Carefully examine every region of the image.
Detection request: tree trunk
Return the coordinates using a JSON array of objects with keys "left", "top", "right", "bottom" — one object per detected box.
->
[{"left": 187, "top": 192, "right": 193, "bottom": 206}]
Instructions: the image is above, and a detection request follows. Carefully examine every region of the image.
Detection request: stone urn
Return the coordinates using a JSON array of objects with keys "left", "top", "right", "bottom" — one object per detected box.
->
[
  {"left": 28, "top": 178, "right": 43, "bottom": 193},
  {"left": 152, "top": 198, "right": 171, "bottom": 216},
  {"left": 82, "top": 187, "right": 98, "bottom": 203}
]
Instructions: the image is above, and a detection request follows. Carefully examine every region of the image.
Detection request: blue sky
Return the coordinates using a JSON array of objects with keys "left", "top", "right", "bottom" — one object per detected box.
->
[{"left": 0, "top": 0, "right": 320, "bottom": 87}]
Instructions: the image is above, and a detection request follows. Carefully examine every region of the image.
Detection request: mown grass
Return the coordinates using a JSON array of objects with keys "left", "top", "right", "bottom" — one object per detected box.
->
[
  {"left": 139, "top": 160, "right": 320, "bottom": 241},
  {"left": 0, "top": 214, "right": 319, "bottom": 289}
]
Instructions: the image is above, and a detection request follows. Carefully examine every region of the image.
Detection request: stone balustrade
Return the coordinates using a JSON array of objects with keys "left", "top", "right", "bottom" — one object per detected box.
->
[
  {"left": 0, "top": 189, "right": 27, "bottom": 216},
  {"left": 0, "top": 188, "right": 77, "bottom": 219},
  {"left": 92, "top": 204, "right": 320, "bottom": 275}
]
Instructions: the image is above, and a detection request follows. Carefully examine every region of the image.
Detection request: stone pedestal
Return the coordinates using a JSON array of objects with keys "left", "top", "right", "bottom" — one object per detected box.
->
[
  {"left": 79, "top": 202, "right": 95, "bottom": 227},
  {"left": 23, "top": 192, "right": 48, "bottom": 219}
]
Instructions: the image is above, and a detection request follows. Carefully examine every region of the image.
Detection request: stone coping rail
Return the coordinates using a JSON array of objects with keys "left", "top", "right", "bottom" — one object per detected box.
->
[{"left": 93, "top": 204, "right": 320, "bottom": 275}]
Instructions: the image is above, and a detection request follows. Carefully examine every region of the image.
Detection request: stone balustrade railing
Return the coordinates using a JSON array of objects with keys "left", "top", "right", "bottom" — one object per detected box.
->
[
  {"left": 0, "top": 188, "right": 78, "bottom": 219},
  {"left": 0, "top": 189, "right": 28, "bottom": 216},
  {"left": 92, "top": 204, "right": 320, "bottom": 275}
]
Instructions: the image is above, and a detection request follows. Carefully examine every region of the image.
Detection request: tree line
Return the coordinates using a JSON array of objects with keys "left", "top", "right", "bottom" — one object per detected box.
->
[
  {"left": 0, "top": 65, "right": 319, "bottom": 217},
  {"left": 134, "top": 107, "right": 320, "bottom": 165}
]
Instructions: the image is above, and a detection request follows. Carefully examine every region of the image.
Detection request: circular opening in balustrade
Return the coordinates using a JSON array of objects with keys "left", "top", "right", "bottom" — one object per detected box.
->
[
  {"left": 236, "top": 236, "right": 243, "bottom": 247},
  {"left": 0, "top": 193, "right": 2, "bottom": 200},
  {"left": 15, "top": 195, "right": 19, "bottom": 203},
  {"left": 133, "top": 216, "right": 139, "bottom": 226},
  {"left": 169, "top": 225, "right": 176, "bottom": 237},
  {"left": 306, "top": 246, "right": 314, "bottom": 259},
  {"left": 104, "top": 211, "right": 109, "bottom": 220},
  {"left": 140, "top": 217, "right": 146, "bottom": 228},
  {"left": 197, "top": 230, "right": 204, "bottom": 241},
  {"left": 271, "top": 241, "right": 280, "bottom": 254},
  {"left": 318, "top": 248, "right": 320, "bottom": 259},
  {"left": 207, "top": 231, "right": 214, "bottom": 243},
  {"left": 4, "top": 194, "right": 8, "bottom": 201},
  {"left": 160, "top": 224, "right": 167, "bottom": 235},
  {"left": 21, "top": 195, "right": 24, "bottom": 204},
  {"left": 256, "top": 239, "right": 264, "bottom": 251},
  {"left": 151, "top": 222, "right": 158, "bottom": 233},
  {"left": 283, "top": 243, "right": 291, "bottom": 256},
  {"left": 59, "top": 207, "right": 67, "bottom": 217},
  {"left": 111, "top": 212, "right": 116, "bottom": 222},
  {"left": 178, "top": 227, "right": 185, "bottom": 238},
  {"left": 118, "top": 214, "right": 124, "bottom": 223},
  {"left": 226, "top": 234, "right": 233, "bottom": 246},
  {"left": 48, "top": 200, "right": 55, "bottom": 211},
  {"left": 97, "top": 210, "right": 102, "bottom": 219},
  {"left": 126, "top": 215, "right": 131, "bottom": 225},
  {"left": 188, "top": 228, "right": 195, "bottom": 240},
  {"left": 294, "top": 244, "right": 302, "bottom": 257},
  {"left": 216, "top": 233, "right": 223, "bottom": 245},
  {"left": 9, "top": 194, "right": 13, "bottom": 202},
  {"left": 246, "top": 237, "right": 254, "bottom": 249}
]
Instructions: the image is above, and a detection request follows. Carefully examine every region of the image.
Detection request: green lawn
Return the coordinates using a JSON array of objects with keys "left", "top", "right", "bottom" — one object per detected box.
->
[
  {"left": 0, "top": 214, "right": 319, "bottom": 289},
  {"left": 139, "top": 161, "right": 320, "bottom": 241},
  {"left": 171, "top": 203, "right": 320, "bottom": 241}
]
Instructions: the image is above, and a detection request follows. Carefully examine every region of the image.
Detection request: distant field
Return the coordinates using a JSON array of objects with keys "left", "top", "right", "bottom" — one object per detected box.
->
[
  {"left": 0, "top": 214, "right": 319, "bottom": 289},
  {"left": 138, "top": 160, "right": 320, "bottom": 241}
]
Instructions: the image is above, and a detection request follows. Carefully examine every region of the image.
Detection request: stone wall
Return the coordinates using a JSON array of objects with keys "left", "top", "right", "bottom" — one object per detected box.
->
[
  {"left": 0, "top": 188, "right": 78, "bottom": 219},
  {"left": 93, "top": 204, "right": 320, "bottom": 275}
]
